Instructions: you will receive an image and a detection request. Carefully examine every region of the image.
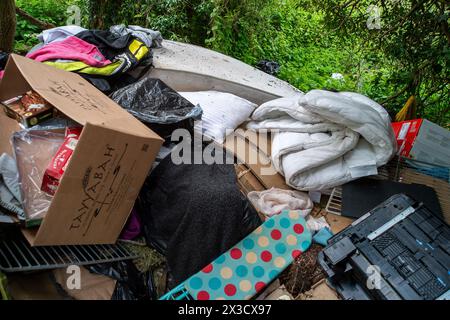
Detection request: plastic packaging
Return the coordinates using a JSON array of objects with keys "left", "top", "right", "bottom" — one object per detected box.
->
[
  {"left": 11, "top": 129, "right": 65, "bottom": 225},
  {"left": 0, "top": 153, "right": 23, "bottom": 219},
  {"left": 41, "top": 127, "right": 82, "bottom": 195},
  {"left": 30, "top": 117, "right": 80, "bottom": 131}
]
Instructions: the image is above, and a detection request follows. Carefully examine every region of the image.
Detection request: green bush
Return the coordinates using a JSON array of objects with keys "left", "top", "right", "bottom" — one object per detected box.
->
[
  {"left": 14, "top": 0, "right": 79, "bottom": 53},
  {"left": 12, "top": 0, "right": 449, "bottom": 126}
]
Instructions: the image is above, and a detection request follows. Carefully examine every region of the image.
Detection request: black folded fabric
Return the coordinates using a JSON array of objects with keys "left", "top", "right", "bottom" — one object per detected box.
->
[
  {"left": 137, "top": 151, "right": 261, "bottom": 284},
  {"left": 75, "top": 30, "right": 131, "bottom": 60}
]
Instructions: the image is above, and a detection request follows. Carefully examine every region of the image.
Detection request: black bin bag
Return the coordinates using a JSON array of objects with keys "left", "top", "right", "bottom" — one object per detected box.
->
[
  {"left": 87, "top": 261, "right": 157, "bottom": 300},
  {"left": 110, "top": 77, "right": 202, "bottom": 141}
]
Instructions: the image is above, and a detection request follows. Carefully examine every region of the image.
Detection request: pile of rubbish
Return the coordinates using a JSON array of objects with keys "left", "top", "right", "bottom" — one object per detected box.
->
[{"left": 0, "top": 25, "right": 449, "bottom": 301}]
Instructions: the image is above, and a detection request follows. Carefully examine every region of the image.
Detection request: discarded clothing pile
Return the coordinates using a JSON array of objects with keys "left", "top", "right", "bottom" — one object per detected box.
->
[
  {"left": 26, "top": 25, "right": 163, "bottom": 93},
  {"left": 137, "top": 148, "right": 262, "bottom": 285},
  {"left": 247, "top": 90, "right": 397, "bottom": 190}
]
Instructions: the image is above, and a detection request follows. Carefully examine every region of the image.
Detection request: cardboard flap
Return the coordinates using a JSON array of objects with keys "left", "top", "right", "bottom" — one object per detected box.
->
[
  {"left": 32, "top": 122, "right": 162, "bottom": 245},
  {"left": 0, "top": 56, "right": 32, "bottom": 101},
  {"left": 0, "top": 111, "right": 20, "bottom": 156},
  {"left": 0, "top": 54, "right": 158, "bottom": 139}
]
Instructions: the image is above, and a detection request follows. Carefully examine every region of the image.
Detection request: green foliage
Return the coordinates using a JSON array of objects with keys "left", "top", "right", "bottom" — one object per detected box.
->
[
  {"left": 14, "top": 0, "right": 449, "bottom": 125},
  {"left": 85, "top": 0, "right": 215, "bottom": 44},
  {"left": 206, "top": 1, "right": 361, "bottom": 91},
  {"left": 14, "top": 0, "right": 80, "bottom": 53},
  {"left": 311, "top": 0, "right": 449, "bottom": 125}
]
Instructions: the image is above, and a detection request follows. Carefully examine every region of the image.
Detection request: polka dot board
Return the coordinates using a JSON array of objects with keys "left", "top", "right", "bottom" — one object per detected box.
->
[{"left": 185, "top": 210, "right": 312, "bottom": 300}]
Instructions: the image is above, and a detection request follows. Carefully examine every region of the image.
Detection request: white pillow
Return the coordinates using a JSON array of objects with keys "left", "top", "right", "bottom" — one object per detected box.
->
[{"left": 179, "top": 91, "right": 256, "bottom": 143}]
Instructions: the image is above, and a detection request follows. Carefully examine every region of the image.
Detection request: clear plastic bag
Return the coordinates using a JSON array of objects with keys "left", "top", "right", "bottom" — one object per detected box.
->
[
  {"left": 11, "top": 129, "right": 65, "bottom": 225},
  {"left": 0, "top": 153, "right": 23, "bottom": 220}
]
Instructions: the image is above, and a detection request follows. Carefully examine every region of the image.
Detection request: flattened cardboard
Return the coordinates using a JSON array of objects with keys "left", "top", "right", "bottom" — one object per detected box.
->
[
  {"left": 223, "top": 128, "right": 289, "bottom": 190},
  {"left": 0, "top": 55, "right": 164, "bottom": 246},
  {"left": 53, "top": 267, "right": 116, "bottom": 300},
  {"left": 0, "top": 111, "right": 19, "bottom": 156},
  {"left": 235, "top": 164, "right": 265, "bottom": 195},
  {"left": 325, "top": 213, "right": 353, "bottom": 234},
  {"left": 8, "top": 271, "right": 68, "bottom": 300}
]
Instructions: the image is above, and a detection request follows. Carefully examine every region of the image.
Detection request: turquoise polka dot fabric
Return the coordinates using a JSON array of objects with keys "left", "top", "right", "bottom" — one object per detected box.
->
[{"left": 185, "top": 210, "right": 312, "bottom": 300}]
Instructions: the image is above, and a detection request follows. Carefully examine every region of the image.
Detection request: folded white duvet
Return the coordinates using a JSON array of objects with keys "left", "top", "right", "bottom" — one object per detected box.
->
[{"left": 247, "top": 90, "right": 397, "bottom": 191}]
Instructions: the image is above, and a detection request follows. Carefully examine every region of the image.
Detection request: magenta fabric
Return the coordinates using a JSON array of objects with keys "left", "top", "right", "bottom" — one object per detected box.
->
[
  {"left": 0, "top": 70, "right": 4, "bottom": 79},
  {"left": 26, "top": 36, "right": 111, "bottom": 67},
  {"left": 120, "top": 208, "right": 142, "bottom": 240}
]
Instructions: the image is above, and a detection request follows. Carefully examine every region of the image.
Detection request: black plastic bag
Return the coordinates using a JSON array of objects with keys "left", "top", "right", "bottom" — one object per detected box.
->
[
  {"left": 110, "top": 77, "right": 202, "bottom": 125},
  {"left": 87, "top": 260, "right": 156, "bottom": 300},
  {"left": 256, "top": 60, "right": 280, "bottom": 76}
]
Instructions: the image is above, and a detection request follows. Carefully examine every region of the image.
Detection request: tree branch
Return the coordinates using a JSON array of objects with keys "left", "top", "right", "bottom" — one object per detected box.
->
[
  {"left": 381, "top": 85, "right": 409, "bottom": 105},
  {"left": 15, "top": 6, "right": 56, "bottom": 30}
]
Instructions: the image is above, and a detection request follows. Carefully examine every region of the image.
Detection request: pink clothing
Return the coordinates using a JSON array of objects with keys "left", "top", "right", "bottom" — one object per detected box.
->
[
  {"left": 119, "top": 208, "right": 142, "bottom": 240},
  {"left": 26, "top": 36, "right": 111, "bottom": 67},
  {"left": 0, "top": 70, "right": 4, "bottom": 79}
]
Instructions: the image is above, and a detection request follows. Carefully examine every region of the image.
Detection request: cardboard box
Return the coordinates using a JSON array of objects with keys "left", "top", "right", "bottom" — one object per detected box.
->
[
  {"left": 392, "top": 119, "right": 450, "bottom": 166},
  {"left": 0, "top": 54, "right": 163, "bottom": 246},
  {"left": 41, "top": 127, "right": 82, "bottom": 196}
]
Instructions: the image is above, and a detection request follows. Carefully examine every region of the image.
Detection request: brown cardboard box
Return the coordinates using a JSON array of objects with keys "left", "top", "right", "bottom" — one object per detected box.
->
[{"left": 0, "top": 54, "right": 163, "bottom": 246}]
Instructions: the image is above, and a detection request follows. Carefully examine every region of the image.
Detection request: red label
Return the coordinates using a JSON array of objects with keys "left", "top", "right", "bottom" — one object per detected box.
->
[
  {"left": 41, "top": 127, "right": 83, "bottom": 195},
  {"left": 392, "top": 119, "right": 423, "bottom": 157}
]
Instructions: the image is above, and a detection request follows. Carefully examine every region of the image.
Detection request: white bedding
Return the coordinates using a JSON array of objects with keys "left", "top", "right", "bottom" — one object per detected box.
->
[{"left": 179, "top": 91, "right": 256, "bottom": 144}]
